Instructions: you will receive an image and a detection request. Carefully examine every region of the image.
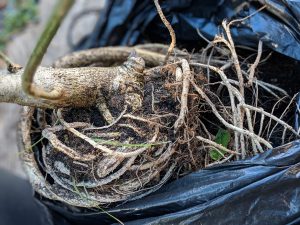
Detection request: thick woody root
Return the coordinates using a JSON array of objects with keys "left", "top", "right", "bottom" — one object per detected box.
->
[
  {"left": 0, "top": 45, "right": 227, "bottom": 109},
  {"left": 0, "top": 52, "right": 145, "bottom": 109},
  {"left": 18, "top": 36, "right": 297, "bottom": 208}
]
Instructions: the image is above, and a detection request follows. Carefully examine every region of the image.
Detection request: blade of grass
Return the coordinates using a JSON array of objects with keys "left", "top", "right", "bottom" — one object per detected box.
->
[
  {"left": 93, "top": 137, "right": 168, "bottom": 148},
  {"left": 72, "top": 178, "right": 124, "bottom": 225}
]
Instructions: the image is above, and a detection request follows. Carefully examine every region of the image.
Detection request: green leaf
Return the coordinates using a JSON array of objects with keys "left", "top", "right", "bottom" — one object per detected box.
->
[{"left": 209, "top": 129, "right": 231, "bottom": 161}]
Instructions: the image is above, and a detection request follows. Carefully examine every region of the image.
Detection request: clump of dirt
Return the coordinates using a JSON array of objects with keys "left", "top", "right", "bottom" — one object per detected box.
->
[{"left": 19, "top": 26, "right": 300, "bottom": 208}]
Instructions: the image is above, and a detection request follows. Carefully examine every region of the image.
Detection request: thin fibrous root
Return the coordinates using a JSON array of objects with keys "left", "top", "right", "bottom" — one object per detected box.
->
[
  {"left": 191, "top": 80, "right": 273, "bottom": 149},
  {"left": 153, "top": 0, "right": 176, "bottom": 63},
  {"left": 247, "top": 40, "right": 263, "bottom": 86},
  {"left": 242, "top": 104, "right": 299, "bottom": 138},
  {"left": 56, "top": 109, "right": 164, "bottom": 158},
  {"left": 196, "top": 136, "right": 240, "bottom": 155}
]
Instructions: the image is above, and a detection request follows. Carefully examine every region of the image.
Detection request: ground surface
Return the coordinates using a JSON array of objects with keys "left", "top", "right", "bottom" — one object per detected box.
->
[{"left": 0, "top": 0, "right": 102, "bottom": 177}]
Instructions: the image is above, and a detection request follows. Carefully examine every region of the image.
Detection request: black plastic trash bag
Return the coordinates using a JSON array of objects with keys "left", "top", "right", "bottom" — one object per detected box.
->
[
  {"left": 41, "top": 140, "right": 300, "bottom": 225},
  {"left": 0, "top": 169, "right": 52, "bottom": 225},
  {"left": 74, "top": 0, "right": 300, "bottom": 61}
]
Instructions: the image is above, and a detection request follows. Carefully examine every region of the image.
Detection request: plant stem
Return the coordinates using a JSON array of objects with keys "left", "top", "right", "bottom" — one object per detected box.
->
[
  {"left": 22, "top": 0, "right": 74, "bottom": 99},
  {"left": 0, "top": 50, "right": 13, "bottom": 66}
]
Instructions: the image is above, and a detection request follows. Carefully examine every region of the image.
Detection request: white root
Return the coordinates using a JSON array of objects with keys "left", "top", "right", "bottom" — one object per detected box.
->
[
  {"left": 247, "top": 40, "right": 263, "bottom": 86},
  {"left": 242, "top": 104, "right": 299, "bottom": 138},
  {"left": 174, "top": 59, "right": 192, "bottom": 132},
  {"left": 57, "top": 109, "right": 163, "bottom": 158},
  {"left": 191, "top": 80, "right": 273, "bottom": 149}
]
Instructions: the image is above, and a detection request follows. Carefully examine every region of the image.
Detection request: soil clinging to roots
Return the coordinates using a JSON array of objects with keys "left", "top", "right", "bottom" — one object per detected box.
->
[{"left": 19, "top": 23, "right": 299, "bottom": 208}]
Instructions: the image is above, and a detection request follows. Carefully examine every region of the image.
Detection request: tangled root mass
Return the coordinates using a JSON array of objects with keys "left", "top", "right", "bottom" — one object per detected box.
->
[{"left": 19, "top": 23, "right": 299, "bottom": 208}]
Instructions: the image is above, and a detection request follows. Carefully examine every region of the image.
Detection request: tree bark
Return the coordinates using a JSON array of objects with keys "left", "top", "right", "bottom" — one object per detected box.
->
[{"left": 0, "top": 54, "right": 145, "bottom": 109}]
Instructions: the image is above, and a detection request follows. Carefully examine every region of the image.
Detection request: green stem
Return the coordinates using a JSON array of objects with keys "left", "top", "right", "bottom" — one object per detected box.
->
[
  {"left": 0, "top": 50, "right": 14, "bottom": 66},
  {"left": 22, "top": 0, "right": 74, "bottom": 99},
  {"left": 0, "top": 50, "right": 22, "bottom": 73}
]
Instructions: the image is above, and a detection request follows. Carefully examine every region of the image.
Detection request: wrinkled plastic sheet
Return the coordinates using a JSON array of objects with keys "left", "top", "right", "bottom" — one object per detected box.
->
[
  {"left": 42, "top": 140, "right": 300, "bottom": 225},
  {"left": 74, "top": 0, "right": 300, "bottom": 61}
]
